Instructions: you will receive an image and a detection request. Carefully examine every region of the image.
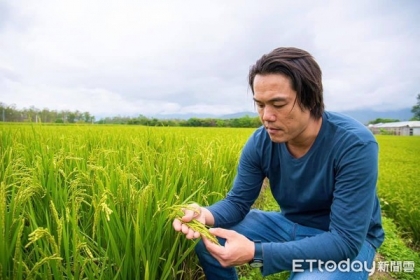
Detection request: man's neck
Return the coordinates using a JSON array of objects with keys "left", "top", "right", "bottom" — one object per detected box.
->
[{"left": 286, "top": 117, "right": 323, "bottom": 158}]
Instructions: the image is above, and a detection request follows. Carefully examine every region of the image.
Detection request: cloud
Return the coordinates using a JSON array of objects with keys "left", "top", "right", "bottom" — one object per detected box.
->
[{"left": 1, "top": 0, "right": 419, "bottom": 118}]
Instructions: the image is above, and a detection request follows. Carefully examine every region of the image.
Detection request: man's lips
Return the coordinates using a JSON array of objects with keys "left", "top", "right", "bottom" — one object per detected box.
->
[{"left": 266, "top": 127, "right": 282, "bottom": 133}]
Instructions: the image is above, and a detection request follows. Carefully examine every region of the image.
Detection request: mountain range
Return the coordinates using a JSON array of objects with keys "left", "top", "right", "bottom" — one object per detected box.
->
[{"left": 154, "top": 108, "right": 413, "bottom": 125}]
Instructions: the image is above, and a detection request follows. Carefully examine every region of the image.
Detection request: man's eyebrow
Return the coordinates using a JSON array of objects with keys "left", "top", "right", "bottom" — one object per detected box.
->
[{"left": 253, "top": 97, "right": 288, "bottom": 103}]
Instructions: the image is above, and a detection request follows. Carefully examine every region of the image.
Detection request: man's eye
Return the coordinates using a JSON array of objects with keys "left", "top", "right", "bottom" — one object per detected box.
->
[
  {"left": 256, "top": 103, "right": 264, "bottom": 108},
  {"left": 273, "top": 104, "right": 285, "bottom": 109}
]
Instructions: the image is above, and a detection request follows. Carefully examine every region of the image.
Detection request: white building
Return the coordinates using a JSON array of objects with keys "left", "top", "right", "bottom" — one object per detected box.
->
[{"left": 368, "top": 121, "right": 420, "bottom": 136}]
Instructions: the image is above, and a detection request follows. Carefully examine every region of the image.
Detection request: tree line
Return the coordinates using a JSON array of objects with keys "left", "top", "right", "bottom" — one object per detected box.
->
[
  {"left": 0, "top": 102, "right": 260, "bottom": 128},
  {"left": 2, "top": 94, "right": 419, "bottom": 127},
  {"left": 98, "top": 114, "right": 261, "bottom": 128},
  {"left": 0, "top": 103, "right": 95, "bottom": 124}
]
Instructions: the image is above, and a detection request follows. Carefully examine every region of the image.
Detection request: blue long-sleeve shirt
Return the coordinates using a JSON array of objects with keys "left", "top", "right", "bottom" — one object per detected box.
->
[{"left": 207, "top": 111, "right": 384, "bottom": 276}]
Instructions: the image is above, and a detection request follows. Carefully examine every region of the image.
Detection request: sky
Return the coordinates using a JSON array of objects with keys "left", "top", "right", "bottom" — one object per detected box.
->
[{"left": 1, "top": 0, "right": 419, "bottom": 118}]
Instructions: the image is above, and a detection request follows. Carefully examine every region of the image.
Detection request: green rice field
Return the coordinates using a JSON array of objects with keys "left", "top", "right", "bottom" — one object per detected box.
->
[{"left": 0, "top": 124, "right": 419, "bottom": 279}]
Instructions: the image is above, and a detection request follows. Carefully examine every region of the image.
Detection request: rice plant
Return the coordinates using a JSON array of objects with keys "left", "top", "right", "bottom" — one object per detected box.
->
[
  {"left": 1, "top": 124, "right": 418, "bottom": 279},
  {"left": 0, "top": 124, "right": 252, "bottom": 279},
  {"left": 376, "top": 135, "right": 420, "bottom": 246}
]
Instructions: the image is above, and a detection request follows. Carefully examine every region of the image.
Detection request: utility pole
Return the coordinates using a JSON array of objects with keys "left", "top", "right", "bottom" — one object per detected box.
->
[{"left": 2, "top": 108, "right": 4, "bottom": 122}]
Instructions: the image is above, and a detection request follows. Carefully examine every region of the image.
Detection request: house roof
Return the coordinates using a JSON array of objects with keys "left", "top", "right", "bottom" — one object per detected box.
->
[{"left": 368, "top": 121, "right": 420, "bottom": 128}]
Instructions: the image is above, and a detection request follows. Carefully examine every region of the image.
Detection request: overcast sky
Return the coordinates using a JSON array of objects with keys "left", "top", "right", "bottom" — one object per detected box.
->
[{"left": 1, "top": 0, "right": 419, "bottom": 118}]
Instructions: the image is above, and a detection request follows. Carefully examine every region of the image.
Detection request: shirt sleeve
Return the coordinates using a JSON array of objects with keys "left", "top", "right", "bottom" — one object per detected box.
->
[{"left": 207, "top": 131, "right": 266, "bottom": 228}]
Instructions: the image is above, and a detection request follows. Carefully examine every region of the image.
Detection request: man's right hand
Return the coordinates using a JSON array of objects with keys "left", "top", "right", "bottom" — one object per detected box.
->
[{"left": 172, "top": 203, "right": 214, "bottom": 240}]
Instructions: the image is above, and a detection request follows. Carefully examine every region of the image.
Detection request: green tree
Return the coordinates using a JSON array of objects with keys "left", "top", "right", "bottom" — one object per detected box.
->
[
  {"left": 185, "top": 118, "right": 202, "bottom": 127},
  {"left": 411, "top": 93, "right": 420, "bottom": 120},
  {"left": 368, "top": 118, "right": 400, "bottom": 125},
  {"left": 40, "top": 108, "right": 50, "bottom": 123},
  {"left": 66, "top": 112, "right": 77, "bottom": 123}
]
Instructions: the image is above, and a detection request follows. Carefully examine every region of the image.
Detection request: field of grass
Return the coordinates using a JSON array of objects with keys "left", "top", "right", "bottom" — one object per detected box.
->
[
  {"left": 0, "top": 124, "right": 418, "bottom": 279},
  {"left": 376, "top": 136, "right": 420, "bottom": 246}
]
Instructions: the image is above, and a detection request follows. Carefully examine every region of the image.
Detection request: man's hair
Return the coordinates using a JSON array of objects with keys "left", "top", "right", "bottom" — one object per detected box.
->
[{"left": 248, "top": 47, "right": 324, "bottom": 119}]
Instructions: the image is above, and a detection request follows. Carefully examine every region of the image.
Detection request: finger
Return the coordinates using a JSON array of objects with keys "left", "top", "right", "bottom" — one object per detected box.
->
[
  {"left": 181, "top": 205, "right": 200, "bottom": 222},
  {"left": 186, "top": 228, "right": 198, "bottom": 239},
  {"left": 181, "top": 223, "right": 191, "bottom": 235},
  {"left": 181, "top": 225, "right": 200, "bottom": 240},
  {"left": 203, "top": 236, "right": 224, "bottom": 255},
  {"left": 209, "top": 227, "right": 233, "bottom": 239},
  {"left": 173, "top": 218, "right": 182, "bottom": 231}
]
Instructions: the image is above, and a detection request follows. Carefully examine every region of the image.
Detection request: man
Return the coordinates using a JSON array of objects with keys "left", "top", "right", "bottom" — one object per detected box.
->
[{"left": 173, "top": 47, "right": 384, "bottom": 279}]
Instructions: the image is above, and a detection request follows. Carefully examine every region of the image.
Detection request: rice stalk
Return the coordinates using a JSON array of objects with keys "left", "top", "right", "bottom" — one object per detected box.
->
[
  {"left": 26, "top": 255, "right": 62, "bottom": 280},
  {"left": 168, "top": 204, "right": 220, "bottom": 245},
  {"left": 12, "top": 218, "right": 28, "bottom": 280}
]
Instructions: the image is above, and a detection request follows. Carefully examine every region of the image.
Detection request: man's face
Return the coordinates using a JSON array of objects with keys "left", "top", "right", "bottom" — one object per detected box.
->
[{"left": 253, "top": 74, "right": 313, "bottom": 143}]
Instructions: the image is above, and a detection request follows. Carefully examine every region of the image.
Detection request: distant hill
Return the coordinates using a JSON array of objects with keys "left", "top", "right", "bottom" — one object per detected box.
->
[
  {"left": 153, "top": 108, "right": 413, "bottom": 125},
  {"left": 338, "top": 108, "right": 412, "bottom": 124},
  {"left": 153, "top": 111, "right": 258, "bottom": 120},
  {"left": 151, "top": 113, "right": 216, "bottom": 120},
  {"left": 219, "top": 112, "right": 258, "bottom": 119}
]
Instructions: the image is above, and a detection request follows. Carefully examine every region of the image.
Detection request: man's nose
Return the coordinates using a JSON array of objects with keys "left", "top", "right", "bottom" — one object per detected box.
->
[{"left": 262, "top": 107, "right": 276, "bottom": 122}]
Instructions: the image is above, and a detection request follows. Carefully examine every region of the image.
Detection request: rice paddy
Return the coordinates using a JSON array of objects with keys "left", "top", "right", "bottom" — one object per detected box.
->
[{"left": 0, "top": 124, "right": 418, "bottom": 279}]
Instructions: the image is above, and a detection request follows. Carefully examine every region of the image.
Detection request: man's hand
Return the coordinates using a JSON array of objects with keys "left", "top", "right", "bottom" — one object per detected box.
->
[
  {"left": 172, "top": 203, "right": 214, "bottom": 240},
  {"left": 202, "top": 228, "right": 255, "bottom": 267}
]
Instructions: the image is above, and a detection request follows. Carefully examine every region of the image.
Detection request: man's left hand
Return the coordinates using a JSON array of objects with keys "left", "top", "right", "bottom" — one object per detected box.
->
[{"left": 202, "top": 228, "right": 255, "bottom": 267}]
